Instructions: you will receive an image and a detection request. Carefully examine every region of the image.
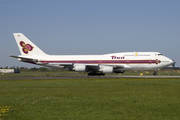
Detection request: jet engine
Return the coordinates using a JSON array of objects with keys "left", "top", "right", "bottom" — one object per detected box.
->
[
  {"left": 74, "top": 65, "right": 86, "bottom": 72},
  {"left": 99, "top": 66, "right": 113, "bottom": 73}
]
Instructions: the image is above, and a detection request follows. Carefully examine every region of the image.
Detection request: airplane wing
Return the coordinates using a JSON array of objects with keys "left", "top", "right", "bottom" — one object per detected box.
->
[
  {"left": 10, "top": 55, "right": 129, "bottom": 71},
  {"left": 100, "top": 64, "right": 124, "bottom": 68}
]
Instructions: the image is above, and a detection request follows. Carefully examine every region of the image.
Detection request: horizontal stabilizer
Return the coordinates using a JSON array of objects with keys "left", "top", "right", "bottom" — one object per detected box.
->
[
  {"left": 9, "top": 55, "right": 35, "bottom": 60},
  {"left": 9, "top": 55, "right": 38, "bottom": 63}
]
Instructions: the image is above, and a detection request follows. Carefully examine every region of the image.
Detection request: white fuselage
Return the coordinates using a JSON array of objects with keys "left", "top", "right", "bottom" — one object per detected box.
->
[{"left": 20, "top": 52, "right": 173, "bottom": 71}]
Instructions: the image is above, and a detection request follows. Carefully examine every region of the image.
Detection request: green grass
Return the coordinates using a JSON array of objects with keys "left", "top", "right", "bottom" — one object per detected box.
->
[
  {"left": 0, "top": 71, "right": 88, "bottom": 78},
  {"left": 0, "top": 78, "right": 180, "bottom": 120}
]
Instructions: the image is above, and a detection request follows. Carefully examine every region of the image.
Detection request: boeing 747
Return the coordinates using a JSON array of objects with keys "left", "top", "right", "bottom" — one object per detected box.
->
[{"left": 10, "top": 33, "right": 174, "bottom": 76}]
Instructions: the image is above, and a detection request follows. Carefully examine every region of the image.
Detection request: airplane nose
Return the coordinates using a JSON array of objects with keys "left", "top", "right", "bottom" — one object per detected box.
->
[
  {"left": 169, "top": 59, "right": 174, "bottom": 65},
  {"left": 163, "top": 57, "right": 175, "bottom": 67},
  {"left": 171, "top": 59, "right": 176, "bottom": 68},
  {"left": 167, "top": 59, "right": 176, "bottom": 69}
]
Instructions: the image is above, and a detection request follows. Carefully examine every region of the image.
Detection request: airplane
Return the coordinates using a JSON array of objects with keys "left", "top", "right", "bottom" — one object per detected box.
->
[{"left": 10, "top": 33, "right": 175, "bottom": 76}]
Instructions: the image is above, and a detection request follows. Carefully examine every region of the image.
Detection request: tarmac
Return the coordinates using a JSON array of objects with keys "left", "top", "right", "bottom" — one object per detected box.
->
[{"left": 1, "top": 75, "right": 180, "bottom": 80}]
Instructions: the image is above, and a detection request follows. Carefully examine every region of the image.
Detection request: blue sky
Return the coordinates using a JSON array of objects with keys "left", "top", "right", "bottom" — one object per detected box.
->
[{"left": 0, "top": 0, "right": 180, "bottom": 68}]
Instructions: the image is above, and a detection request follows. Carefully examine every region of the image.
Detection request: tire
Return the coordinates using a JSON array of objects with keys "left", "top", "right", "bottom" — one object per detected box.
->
[{"left": 153, "top": 72, "right": 157, "bottom": 76}]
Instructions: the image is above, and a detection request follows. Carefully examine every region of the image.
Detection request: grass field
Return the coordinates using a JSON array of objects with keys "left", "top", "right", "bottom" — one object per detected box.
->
[{"left": 0, "top": 78, "right": 180, "bottom": 120}]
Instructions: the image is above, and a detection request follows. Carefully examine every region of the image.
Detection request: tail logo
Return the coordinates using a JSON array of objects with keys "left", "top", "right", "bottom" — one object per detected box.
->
[{"left": 20, "top": 41, "right": 34, "bottom": 54}]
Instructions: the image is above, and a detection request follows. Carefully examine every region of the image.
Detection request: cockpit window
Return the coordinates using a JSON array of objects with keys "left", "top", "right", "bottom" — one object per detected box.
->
[{"left": 158, "top": 54, "right": 163, "bottom": 56}]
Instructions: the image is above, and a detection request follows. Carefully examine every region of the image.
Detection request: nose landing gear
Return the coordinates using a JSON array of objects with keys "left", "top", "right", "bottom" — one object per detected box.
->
[{"left": 153, "top": 71, "right": 157, "bottom": 76}]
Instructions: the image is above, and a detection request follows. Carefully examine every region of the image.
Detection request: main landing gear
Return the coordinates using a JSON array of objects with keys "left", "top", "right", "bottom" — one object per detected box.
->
[{"left": 88, "top": 72, "right": 105, "bottom": 76}]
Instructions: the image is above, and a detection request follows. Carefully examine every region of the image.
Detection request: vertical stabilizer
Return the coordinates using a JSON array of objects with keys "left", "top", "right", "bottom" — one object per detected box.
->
[{"left": 13, "top": 33, "right": 47, "bottom": 56}]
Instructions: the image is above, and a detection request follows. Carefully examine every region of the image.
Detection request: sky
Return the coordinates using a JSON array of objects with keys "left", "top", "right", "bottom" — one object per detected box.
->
[{"left": 0, "top": 0, "right": 180, "bottom": 68}]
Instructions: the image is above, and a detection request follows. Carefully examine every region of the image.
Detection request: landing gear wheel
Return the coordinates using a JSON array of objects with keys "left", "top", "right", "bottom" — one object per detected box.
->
[
  {"left": 101, "top": 73, "right": 105, "bottom": 76},
  {"left": 88, "top": 72, "right": 94, "bottom": 76},
  {"left": 88, "top": 72, "right": 105, "bottom": 76}
]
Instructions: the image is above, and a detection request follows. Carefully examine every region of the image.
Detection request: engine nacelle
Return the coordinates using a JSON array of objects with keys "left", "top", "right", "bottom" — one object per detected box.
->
[
  {"left": 99, "top": 66, "right": 113, "bottom": 73},
  {"left": 74, "top": 65, "right": 86, "bottom": 72}
]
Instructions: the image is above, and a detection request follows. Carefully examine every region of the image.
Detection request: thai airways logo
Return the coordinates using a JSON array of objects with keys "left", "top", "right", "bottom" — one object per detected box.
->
[
  {"left": 111, "top": 56, "right": 125, "bottom": 59},
  {"left": 20, "top": 41, "right": 34, "bottom": 54}
]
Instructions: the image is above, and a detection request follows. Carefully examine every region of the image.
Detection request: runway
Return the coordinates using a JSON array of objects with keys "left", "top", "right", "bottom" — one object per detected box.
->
[{"left": 1, "top": 75, "right": 180, "bottom": 80}]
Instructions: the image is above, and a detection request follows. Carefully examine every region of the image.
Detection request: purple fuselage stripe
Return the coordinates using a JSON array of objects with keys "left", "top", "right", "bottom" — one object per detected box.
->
[{"left": 39, "top": 60, "right": 161, "bottom": 64}]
